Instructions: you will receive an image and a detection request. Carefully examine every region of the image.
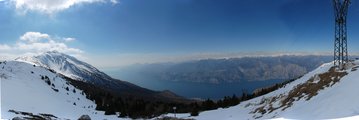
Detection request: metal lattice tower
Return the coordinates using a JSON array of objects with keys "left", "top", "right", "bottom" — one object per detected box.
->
[{"left": 333, "top": 0, "right": 350, "bottom": 69}]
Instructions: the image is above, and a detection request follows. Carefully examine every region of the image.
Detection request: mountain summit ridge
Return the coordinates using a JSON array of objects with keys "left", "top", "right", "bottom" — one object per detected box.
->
[{"left": 15, "top": 51, "right": 112, "bottom": 83}]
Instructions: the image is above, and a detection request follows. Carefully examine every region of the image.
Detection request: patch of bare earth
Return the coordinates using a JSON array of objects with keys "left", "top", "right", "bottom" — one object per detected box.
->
[{"left": 252, "top": 66, "right": 348, "bottom": 118}]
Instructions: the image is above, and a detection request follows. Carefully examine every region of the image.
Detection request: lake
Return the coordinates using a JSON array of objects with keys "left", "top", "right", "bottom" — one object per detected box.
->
[{"left": 105, "top": 70, "right": 286, "bottom": 100}]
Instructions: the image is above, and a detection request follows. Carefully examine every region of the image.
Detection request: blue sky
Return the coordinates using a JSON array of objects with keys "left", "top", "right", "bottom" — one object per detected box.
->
[{"left": 1, "top": 0, "right": 359, "bottom": 68}]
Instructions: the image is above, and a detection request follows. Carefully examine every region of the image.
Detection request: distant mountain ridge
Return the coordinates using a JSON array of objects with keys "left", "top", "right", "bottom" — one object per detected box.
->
[{"left": 116, "top": 55, "right": 333, "bottom": 84}]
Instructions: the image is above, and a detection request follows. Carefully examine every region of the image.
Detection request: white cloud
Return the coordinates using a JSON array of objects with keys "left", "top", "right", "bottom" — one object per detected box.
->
[
  {"left": 0, "top": 31, "right": 83, "bottom": 60},
  {"left": 10, "top": 0, "right": 118, "bottom": 15},
  {"left": 0, "top": 44, "right": 12, "bottom": 51},
  {"left": 16, "top": 32, "right": 83, "bottom": 54},
  {"left": 20, "top": 31, "right": 49, "bottom": 43},
  {"left": 110, "top": 0, "right": 118, "bottom": 4},
  {"left": 64, "top": 37, "right": 76, "bottom": 42}
]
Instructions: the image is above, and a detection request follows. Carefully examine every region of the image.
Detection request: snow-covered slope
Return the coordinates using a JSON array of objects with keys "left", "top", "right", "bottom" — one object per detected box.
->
[
  {"left": 167, "top": 61, "right": 359, "bottom": 119},
  {"left": 0, "top": 61, "right": 120, "bottom": 119}
]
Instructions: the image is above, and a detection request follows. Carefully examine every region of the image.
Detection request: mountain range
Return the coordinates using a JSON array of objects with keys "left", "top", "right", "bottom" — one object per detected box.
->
[{"left": 113, "top": 55, "right": 333, "bottom": 84}]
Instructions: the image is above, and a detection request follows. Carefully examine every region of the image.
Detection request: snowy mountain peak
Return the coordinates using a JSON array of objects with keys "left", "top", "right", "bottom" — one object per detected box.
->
[
  {"left": 15, "top": 51, "right": 112, "bottom": 83},
  {"left": 14, "top": 51, "right": 187, "bottom": 102},
  {"left": 0, "top": 60, "right": 118, "bottom": 119},
  {"left": 2, "top": 51, "right": 189, "bottom": 119}
]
